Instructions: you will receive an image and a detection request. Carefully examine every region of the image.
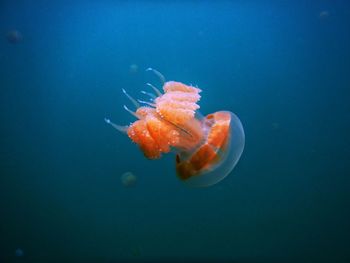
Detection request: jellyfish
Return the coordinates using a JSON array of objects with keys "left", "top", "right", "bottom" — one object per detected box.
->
[
  {"left": 105, "top": 69, "right": 245, "bottom": 187},
  {"left": 121, "top": 171, "right": 137, "bottom": 187}
]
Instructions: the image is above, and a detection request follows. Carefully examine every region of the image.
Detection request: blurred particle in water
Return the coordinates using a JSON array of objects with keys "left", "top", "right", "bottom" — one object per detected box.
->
[
  {"left": 319, "top": 10, "right": 329, "bottom": 19},
  {"left": 121, "top": 172, "right": 137, "bottom": 187},
  {"left": 131, "top": 246, "right": 141, "bottom": 257},
  {"left": 6, "top": 30, "right": 23, "bottom": 44},
  {"left": 272, "top": 122, "right": 280, "bottom": 130},
  {"left": 197, "top": 30, "right": 204, "bottom": 38},
  {"left": 129, "top": 64, "right": 139, "bottom": 73},
  {"left": 15, "top": 248, "right": 23, "bottom": 257}
]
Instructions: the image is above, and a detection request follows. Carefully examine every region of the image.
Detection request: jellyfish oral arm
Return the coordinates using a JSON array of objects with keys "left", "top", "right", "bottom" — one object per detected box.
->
[
  {"left": 146, "top": 83, "right": 162, "bottom": 97},
  {"left": 104, "top": 118, "right": 128, "bottom": 133},
  {"left": 122, "top": 88, "right": 140, "bottom": 108},
  {"left": 146, "top": 68, "right": 166, "bottom": 85}
]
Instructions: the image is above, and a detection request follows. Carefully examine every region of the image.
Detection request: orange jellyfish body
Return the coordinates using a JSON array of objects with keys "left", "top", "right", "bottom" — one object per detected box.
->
[{"left": 106, "top": 77, "right": 245, "bottom": 187}]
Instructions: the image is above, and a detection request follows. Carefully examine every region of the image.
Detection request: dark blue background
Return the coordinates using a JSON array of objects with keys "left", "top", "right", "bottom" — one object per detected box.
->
[{"left": 1, "top": 1, "right": 349, "bottom": 262}]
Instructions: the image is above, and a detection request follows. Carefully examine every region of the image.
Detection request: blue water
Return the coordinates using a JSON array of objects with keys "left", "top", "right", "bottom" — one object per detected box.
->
[{"left": 1, "top": 1, "right": 349, "bottom": 262}]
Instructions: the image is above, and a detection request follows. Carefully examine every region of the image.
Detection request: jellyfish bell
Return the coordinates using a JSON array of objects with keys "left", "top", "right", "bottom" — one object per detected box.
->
[
  {"left": 176, "top": 111, "right": 245, "bottom": 187},
  {"left": 6, "top": 30, "right": 23, "bottom": 44},
  {"left": 121, "top": 172, "right": 137, "bottom": 187},
  {"left": 106, "top": 69, "right": 245, "bottom": 187}
]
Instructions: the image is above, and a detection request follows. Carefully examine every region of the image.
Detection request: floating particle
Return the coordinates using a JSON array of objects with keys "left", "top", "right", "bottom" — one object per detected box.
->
[
  {"left": 15, "top": 248, "right": 23, "bottom": 257},
  {"left": 319, "top": 11, "right": 329, "bottom": 19},
  {"left": 6, "top": 30, "right": 23, "bottom": 44},
  {"left": 129, "top": 64, "right": 139, "bottom": 73},
  {"left": 121, "top": 172, "right": 137, "bottom": 187}
]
